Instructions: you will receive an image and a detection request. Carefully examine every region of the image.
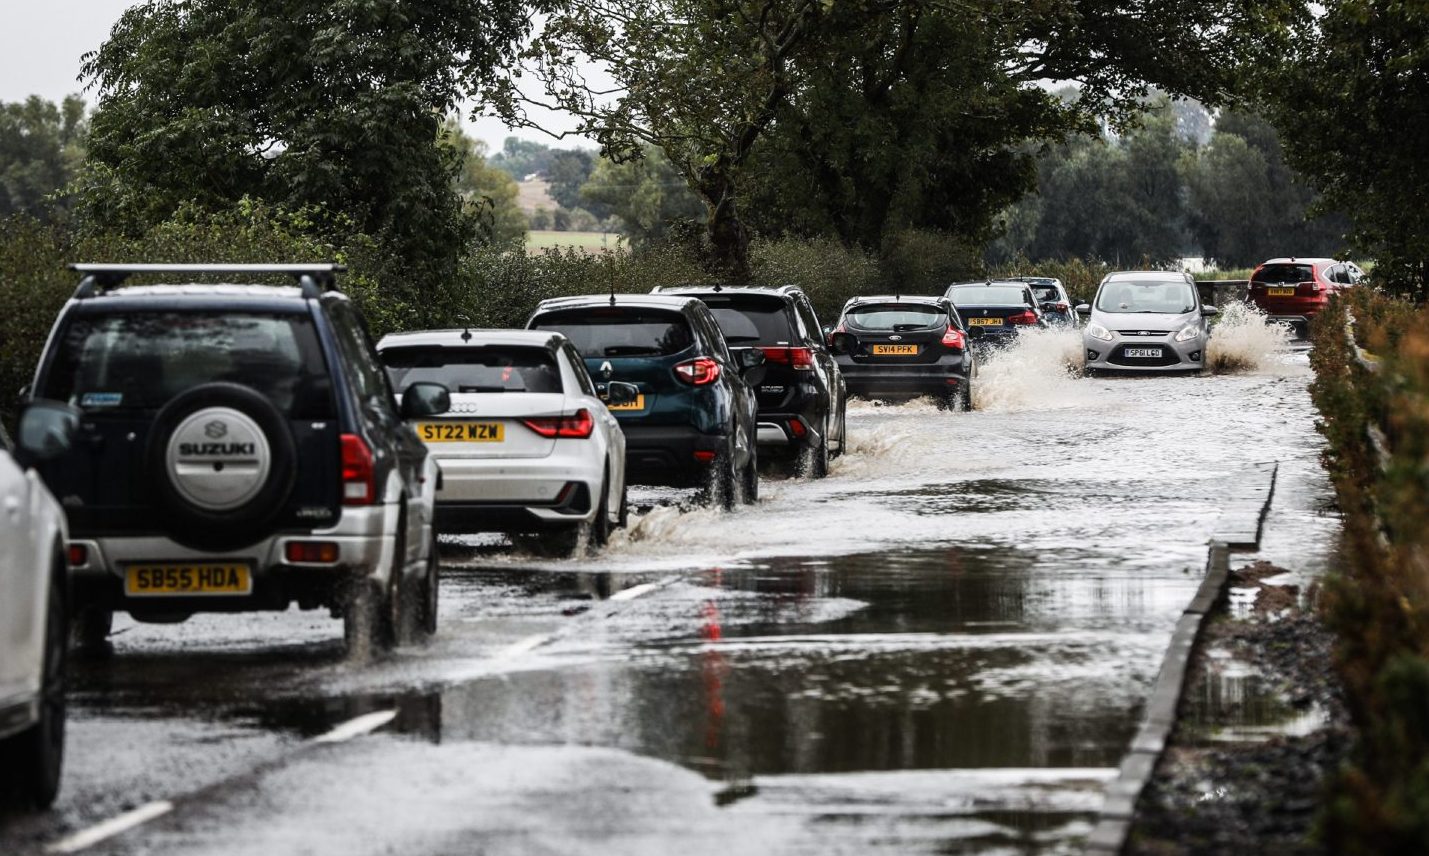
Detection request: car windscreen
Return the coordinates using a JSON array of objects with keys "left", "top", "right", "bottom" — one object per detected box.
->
[
  {"left": 1095, "top": 281, "right": 1198, "bottom": 314},
  {"left": 531, "top": 307, "right": 695, "bottom": 358},
  {"left": 381, "top": 345, "right": 562, "bottom": 394},
  {"left": 41, "top": 311, "right": 334, "bottom": 417},
  {"left": 1252, "top": 264, "right": 1315, "bottom": 285},
  {"left": 846, "top": 303, "right": 944, "bottom": 331},
  {"left": 948, "top": 286, "right": 1028, "bottom": 306},
  {"left": 698, "top": 295, "right": 797, "bottom": 345}
]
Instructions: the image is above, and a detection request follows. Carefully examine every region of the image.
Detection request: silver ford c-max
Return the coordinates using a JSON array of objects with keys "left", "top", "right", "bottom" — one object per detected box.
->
[{"left": 1078, "top": 271, "right": 1217, "bottom": 374}]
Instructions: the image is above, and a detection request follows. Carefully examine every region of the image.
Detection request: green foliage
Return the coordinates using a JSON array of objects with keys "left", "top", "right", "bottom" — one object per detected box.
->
[
  {"left": 580, "top": 146, "right": 704, "bottom": 248},
  {"left": 1260, "top": 0, "right": 1429, "bottom": 294},
  {"left": 487, "top": 137, "right": 556, "bottom": 181},
  {"left": 0, "top": 96, "right": 87, "bottom": 220},
  {"left": 443, "top": 122, "right": 528, "bottom": 246},
  {"left": 76, "top": 0, "right": 536, "bottom": 290}
]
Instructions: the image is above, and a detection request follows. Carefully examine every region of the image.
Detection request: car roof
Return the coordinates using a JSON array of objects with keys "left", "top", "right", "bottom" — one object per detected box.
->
[
  {"left": 68, "top": 283, "right": 321, "bottom": 314},
  {"left": 91, "top": 283, "right": 308, "bottom": 299},
  {"left": 532, "top": 294, "right": 704, "bottom": 313},
  {"left": 653, "top": 284, "right": 802, "bottom": 298},
  {"left": 1101, "top": 271, "right": 1193, "bottom": 283},
  {"left": 1257, "top": 257, "right": 1337, "bottom": 266},
  {"left": 844, "top": 294, "right": 946, "bottom": 307},
  {"left": 376, "top": 329, "right": 567, "bottom": 350}
]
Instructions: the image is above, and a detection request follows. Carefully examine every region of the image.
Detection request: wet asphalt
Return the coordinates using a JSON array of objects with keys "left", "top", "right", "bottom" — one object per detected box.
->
[{"left": 0, "top": 334, "right": 1339, "bottom": 855}]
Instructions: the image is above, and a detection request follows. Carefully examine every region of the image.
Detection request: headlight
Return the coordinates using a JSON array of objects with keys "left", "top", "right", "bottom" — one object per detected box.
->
[
  {"left": 1174, "top": 324, "right": 1201, "bottom": 342},
  {"left": 1087, "top": 323, "right": 1113, "bottom": 342}
]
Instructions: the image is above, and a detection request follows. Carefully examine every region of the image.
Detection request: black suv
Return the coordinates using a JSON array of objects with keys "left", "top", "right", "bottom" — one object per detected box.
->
[
  {"left": 829, "top": 295, "right": 977, "bottom": 410},
  {"left": 527, "top": 294, "right": 762, "bottom": 508},
  {"left": 29, "top": 264, "right": 450, "bottom": 658},
  {"left": 653, "top": 285, "right": 846, "bottom": 478}
]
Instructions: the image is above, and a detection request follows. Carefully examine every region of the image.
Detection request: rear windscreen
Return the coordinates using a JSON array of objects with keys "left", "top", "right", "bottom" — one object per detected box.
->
[
  {"left": 1030, "top": 286, "right": 1062, "bottom": 302},
  {"left": 1252, "top": 264, "right": 1314, "bottom": 285},
  {"left": 699, "top": 296, "right": 797, "bottom": 345},
  {"left": 531, "top": 308, "right": 695, "bottom": 358},
  {"left": 949, "top": 286, "right": 1029, "bottom": 306},
  {"left": 381, "top": 346, "right": 562, "bottom": 394},
  {"left": 41, "top": 311, "right": 333, "bottom": 417},
  {"left": 846, "top": 304, "right": 944, "bottom": 331}
]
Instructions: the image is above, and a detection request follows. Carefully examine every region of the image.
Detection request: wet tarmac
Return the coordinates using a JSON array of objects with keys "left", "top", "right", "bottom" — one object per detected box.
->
[{"left": 0, "top": 331, "right": 1340, "bottom": 855}]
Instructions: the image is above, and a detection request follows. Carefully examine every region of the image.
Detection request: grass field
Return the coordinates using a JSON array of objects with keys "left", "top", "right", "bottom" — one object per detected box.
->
[{"left": 526, "top": 230, "right": 623, "bottom": 254}]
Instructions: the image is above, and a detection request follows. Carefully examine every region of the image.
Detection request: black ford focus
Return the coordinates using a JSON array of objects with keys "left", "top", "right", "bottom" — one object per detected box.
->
[{"left": 828, "top": 295, "right": 977, "bottom": 410}]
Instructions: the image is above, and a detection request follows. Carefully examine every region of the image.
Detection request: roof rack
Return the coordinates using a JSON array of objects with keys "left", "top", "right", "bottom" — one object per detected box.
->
[{"left": 68, "top": 263, "right": 346, "bottom": 299}]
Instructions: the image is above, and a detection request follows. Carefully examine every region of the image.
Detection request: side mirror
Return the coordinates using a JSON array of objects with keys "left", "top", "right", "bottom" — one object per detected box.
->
[
  {"left": 400, "top": 382, "right": 451, "bottom": 419},
  {"left": 1075, "top": 303, "right": 1092, "bottom": 315},
  {"left": 829, "top": 332, "right": 857, "bottom": 356},
  {"left": 17, "top": 400, "right": 81, "bottom": 466},
  {"left": 605, "top": 381, "right": 640, "bottom": 406},
  {"left": 1201, "top": 305, "right": 1220, "bottom": 317}
]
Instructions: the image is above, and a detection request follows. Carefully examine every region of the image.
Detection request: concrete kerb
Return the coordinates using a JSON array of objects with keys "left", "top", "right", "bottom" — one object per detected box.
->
[{"left": 1085, "top": 464, "right": 1278, "bottom": 855}]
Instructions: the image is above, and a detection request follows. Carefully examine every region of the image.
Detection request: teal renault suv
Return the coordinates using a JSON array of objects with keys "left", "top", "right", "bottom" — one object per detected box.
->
[{"left": 527, "top": 294, "right": 764, "bottom": 509}]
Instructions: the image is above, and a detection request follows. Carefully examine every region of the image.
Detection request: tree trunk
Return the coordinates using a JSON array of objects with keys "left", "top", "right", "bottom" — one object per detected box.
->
[{"left": 700, "top": 173, "right": 752, "bottom": 283}]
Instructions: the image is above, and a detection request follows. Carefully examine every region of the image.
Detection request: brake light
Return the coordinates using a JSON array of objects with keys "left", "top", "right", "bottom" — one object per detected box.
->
[
  {"left": 941, "top": 327, "right": 966, "bottom": 350},
  {"left": 67, "top": 544, "right": 88, "bottom": 567},
  {"left": 1009, "top": 310, "right": 1039, "bottom": 326},
  {"left": 522, "top": 409, "right": 595, "bottom": 438},
  {"left": 340, "top": 434, "right": 375, "bottom": 506},
  {"left": 759, "top": 347, "right": 814, "bottom": 370},
  {"left": 1054, "top": 302, "right": 1070, "bottom": 311},
  {"left": 285, "top": 541, "right": 340, "bottom": 563},
  {"left": 675, "top": 357, "right": 722, "bottom": 385}
]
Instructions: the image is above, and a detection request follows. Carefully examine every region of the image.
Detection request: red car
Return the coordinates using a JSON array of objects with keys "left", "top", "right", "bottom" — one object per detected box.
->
[{"left": 1246, "top": 257, "right": 1365, "bottom": 336}]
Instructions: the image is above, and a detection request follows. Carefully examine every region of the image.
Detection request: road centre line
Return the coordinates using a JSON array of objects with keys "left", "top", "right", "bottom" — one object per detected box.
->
[
  {"left": 46, "top": 801, "right": 174, "bottom": 854},
  {"left": 313, "top": 709, "right": 399, "bottom": 744},
  {"left": 609, "top": 581, "right": 662, "bottom": 601}
]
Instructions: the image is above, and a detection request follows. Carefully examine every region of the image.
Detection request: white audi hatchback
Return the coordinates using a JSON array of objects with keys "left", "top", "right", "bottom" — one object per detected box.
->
[
  {"left": 0, "top": 402, "right": 76, "bottom": 808},
  {"left": 377, "top": 330, "right": 630, "bottom": 556}
]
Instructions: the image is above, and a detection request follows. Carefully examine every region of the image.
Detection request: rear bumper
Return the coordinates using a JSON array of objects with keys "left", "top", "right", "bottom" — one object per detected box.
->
[
  {"left": 836, "top": 357, "right": 970, "bottom": 397},
  {"left": 65, "top": 504, "right": 398, "bottom": 615},
  {"left": 622, "top": 425, "right": 725, "bottom": 485}
]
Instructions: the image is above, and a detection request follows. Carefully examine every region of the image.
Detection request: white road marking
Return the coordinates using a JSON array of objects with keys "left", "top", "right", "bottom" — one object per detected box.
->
[
  {"left": 496, "top": 633, "right": 554, "bottom": 658},
  {"left": 47, "top": 800, "right": 174, "bottom": 854},
  {"left": 313, "top": 709, "right": 398, "bottom": 744},
  {"left": 609, "top": 575, "right": 678, "bottom": 602}
]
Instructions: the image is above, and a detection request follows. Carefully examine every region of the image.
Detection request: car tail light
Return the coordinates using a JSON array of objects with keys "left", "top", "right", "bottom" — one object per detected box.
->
[
  {"left": 340, "top": 434, "right": 375, "bottom": 506},
  {"left": 67, "top": 544, "right": 88, "bottom": 567},
  {"left": 286, "top": 541, "right": 340, "bottom": 563},
  {"left": 941, "top": 327, "right": 966, "bottom": 350},
  {"left": 1307, "top": 279, "right": 1323, "bottom": 293},
  {"left": 760, "top": 347, "right": 815, "bottom": 370},
  {"left": 693, "top": 449, "right": 717, "bottom": 462},
  {"left": 1054, "top": 302, "right": 1069, "bottom": 311},
  {"left": 522, "top": 409, "right": 595, "bottom": 438},
  {"left": 675, "top": 357, "right": 722, "bottom": 385},
  {"left": 787, "top": 418, "right": 807, "bottom": 439},
  {"left": 1008, "top": 310, "right": 1039, "bottom": 326}
]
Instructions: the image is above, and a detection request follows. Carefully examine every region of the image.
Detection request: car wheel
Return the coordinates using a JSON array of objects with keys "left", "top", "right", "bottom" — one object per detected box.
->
[
  {"left": 704, "top": 444, "right": 738, "bottom": 511},
  {"left": 414, "top": 530, "right": 439, "bottom": 638},
  {"left": 1, "top": 562, "right": 66, "bottom": 809},
  {"left": 70, "top": 606, "right": 113, "bottom": 658},
  {"left": 831, "top": 402, "right": 848, "bottom": 460},
  {"left": 592, "top": 468, "right": 612, "bottom": 547},
  {"left": 617, "top": 482, "right": 630, "bottom": 530},
  {"left": 959, "top": 382, "right": 973, "bottom": 412},
  {"left": 742, "top": 446, "right": 760, "bottom": 503}
]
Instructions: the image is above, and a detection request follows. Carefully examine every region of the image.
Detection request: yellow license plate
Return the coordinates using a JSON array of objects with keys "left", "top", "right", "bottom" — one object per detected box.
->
[
  {"left": 606, "top": 394, "right": 646, "bottom": 412},
  {"left": 1267, "top": 287, "right": 1296, "bottom": 297},
  {"left": 126, "top": 564, "right": 252, "bottom": 597},
  {"left": 417, "top": 422, "right": 504, "bottom": 442},
  {"left": 968, "top": 317, "right": 1002, "bottom": 326},
  {"left": 872, "top": 344, "right": 919, "bottom": 355}
]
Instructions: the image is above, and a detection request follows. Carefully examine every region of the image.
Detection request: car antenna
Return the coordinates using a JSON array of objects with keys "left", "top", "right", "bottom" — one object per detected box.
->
[
  {"left": 608, "top": 266, "right": 617, "bottom": 307},
  {"left": 713, "top": 283, "right": 723, "bottom": 293},
  {"left": 459, "top": 313, "right": 473, "bottom": 342}
]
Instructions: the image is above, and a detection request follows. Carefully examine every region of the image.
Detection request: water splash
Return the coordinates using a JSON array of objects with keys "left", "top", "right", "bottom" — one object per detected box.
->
[
  {"left": 1207, "top": 301, "right": 1293, "bottom": 375},
  {"left": 973, "top": 328, "right": 1085, "bottom": 412}
]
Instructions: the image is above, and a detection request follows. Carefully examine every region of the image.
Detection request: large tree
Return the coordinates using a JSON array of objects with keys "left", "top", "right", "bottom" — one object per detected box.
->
[
  {"left": 0, "top": 96, "right": 87, "bottom": 220},
  {"left": 78, "top": 0, "right": 537, "bottom": 282}
]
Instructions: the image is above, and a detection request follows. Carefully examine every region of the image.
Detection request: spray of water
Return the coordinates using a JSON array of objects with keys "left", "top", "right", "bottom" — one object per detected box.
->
[
  {"left": 972, "top": 328, "right": 1086, "bottom": 412},
  {"left": 1206, "top": 301, "right": 1292, "bottom": 375}
]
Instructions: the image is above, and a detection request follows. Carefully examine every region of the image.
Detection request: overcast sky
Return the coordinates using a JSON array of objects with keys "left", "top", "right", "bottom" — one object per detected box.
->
[{"left": 0, "top": 0, "right": 581, "bottom": 153}]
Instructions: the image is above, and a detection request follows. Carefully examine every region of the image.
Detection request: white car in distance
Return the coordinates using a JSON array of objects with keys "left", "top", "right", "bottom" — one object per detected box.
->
[
  {"left": 377, "top": 330, "right": 630, "bottom": 557},
  {"left": 0, "top": 401, "right": 77, "bottom": 809}
]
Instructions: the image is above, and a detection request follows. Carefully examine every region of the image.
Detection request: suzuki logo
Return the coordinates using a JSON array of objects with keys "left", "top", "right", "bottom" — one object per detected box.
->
[
  {"left": 204, "top": 421, "right": 228, "bottom": 439},
  {"left": 599, "top": 360, "right": 613, "bottom": 379}
]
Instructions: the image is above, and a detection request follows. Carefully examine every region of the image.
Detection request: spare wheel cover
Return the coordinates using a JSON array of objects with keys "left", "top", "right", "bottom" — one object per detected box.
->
[{"left": 164, "top": 407, "right": 273, "bottom": 512}]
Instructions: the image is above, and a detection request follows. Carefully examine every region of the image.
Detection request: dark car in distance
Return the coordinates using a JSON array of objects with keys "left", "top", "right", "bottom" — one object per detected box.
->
[
  {"left": 527, "top": 294, "right": 762, "bottom": 508},
  {"left": 944, "top": 281, "right": 1048, "bottom": 353},
  {"left": 828, "top": 295, "right": 977, "bottom": 410},
  {"left": 652, "top": 284, "right": 846, "bottom": 478}
]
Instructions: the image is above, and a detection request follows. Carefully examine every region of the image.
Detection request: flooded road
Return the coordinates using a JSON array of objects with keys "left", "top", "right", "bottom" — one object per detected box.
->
[{"left": 1, "top": 330, "right": 1339, "bottom": 855}]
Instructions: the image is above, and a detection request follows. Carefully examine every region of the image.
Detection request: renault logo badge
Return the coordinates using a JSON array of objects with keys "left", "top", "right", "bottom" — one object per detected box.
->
[{"left": 599, "top": 360, "right": 614, "bottom": 379}]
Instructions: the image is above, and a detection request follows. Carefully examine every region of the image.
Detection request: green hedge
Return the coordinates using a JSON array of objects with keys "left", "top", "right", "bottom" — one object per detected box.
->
[{"left": 1309, "top": 288, "right": 1429, "bottom": 853}]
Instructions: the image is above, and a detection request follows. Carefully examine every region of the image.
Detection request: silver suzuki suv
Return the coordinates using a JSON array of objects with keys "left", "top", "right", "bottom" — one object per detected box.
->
[{"left": 1078, "top": 271, "right": 1217, "bottom": 374}]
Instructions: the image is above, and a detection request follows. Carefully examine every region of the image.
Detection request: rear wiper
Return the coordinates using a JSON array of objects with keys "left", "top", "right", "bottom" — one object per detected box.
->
[
  {"left": 458, "top": 385, "right": 510, "bottom": 393},
  {"left": 603, "top": 346, "right": 661, "bottom": 356}
]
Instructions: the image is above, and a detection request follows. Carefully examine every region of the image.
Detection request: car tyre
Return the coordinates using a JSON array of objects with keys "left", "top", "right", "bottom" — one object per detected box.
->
[
  {"left": 742, "top": 446, "right": 760, "bottom": 503},
  {"left": 830, "top": 402, "right": 847, "bottom": 460},
  {"left": 616, "top": 482, "right": 630, "bottom": 530},
  {"left": 70, "top": 606, "right": 113, "bottom": 658},
  {"left": 705, "top": 443, "right": 738, "bottom": 511},
  {"left": 591, "top": 465, "right": 613, "bottom": 547},
  {"left": 1, "top": 562, "right": 66, "bottom": 809},
  {"left": 415, "top": 531, "right": 439, "bottom": 638},
  {"left": 343, "top": 579, "right": 392, "bottom": 662}
]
